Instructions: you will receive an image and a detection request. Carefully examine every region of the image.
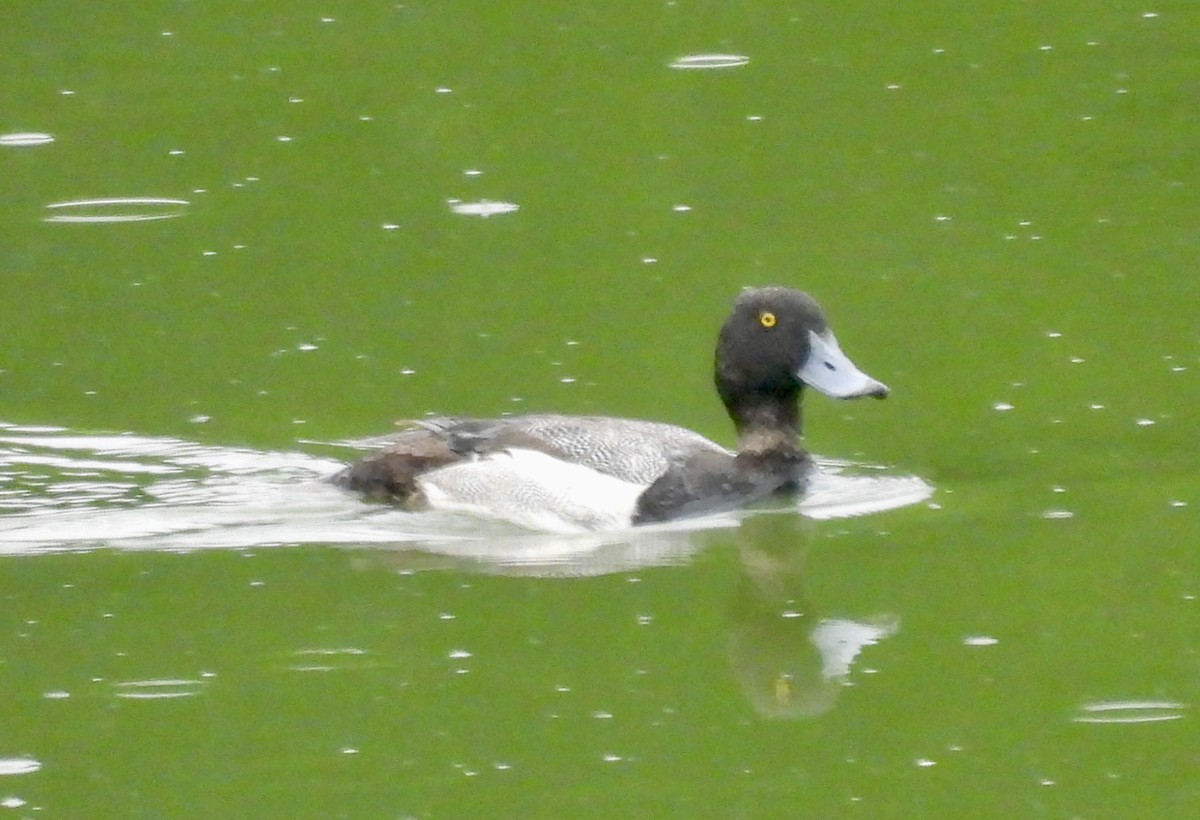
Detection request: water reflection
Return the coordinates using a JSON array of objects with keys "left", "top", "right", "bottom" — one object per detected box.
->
[
  {"left": 349, "top": 515, "right": 737, "bottom": 577},
  {"left": 364, "top": 514, "right": 899, "bottom": 720},
  {"left": 731, "top": 516, "right": 898, "bottom": 719}
]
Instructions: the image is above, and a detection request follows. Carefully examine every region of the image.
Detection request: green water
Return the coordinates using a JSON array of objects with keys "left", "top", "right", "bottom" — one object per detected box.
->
[{"left": 2, "top": 2, "right": 1198, "bottom": 817}]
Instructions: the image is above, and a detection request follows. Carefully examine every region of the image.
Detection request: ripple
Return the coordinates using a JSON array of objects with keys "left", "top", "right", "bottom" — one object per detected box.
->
[
  {"left": 669, "top": 54, "right": 750, "bottom": 70},
  {"left": 112, "top": 678, "right": 206, "bottom": 700},
  {"left": 44, "top": 197, "right": 190, "bottom": 224},
  {"left": 799, "top": 466, "right": 933, "bottom": 520},
  {"left": 0, "top": 132, "right": 54, "bottom": 147},
  {"left": 1072, "top": 699, "right": 1186, "bottom": 725},
  {"left": 0, "top": 422, "right": 932, "bottom": 564},
  {"left": 963, "top": 635, "right": 999, "bottom": 646},
  {"left": 447, "top": 199, "right": 519, "bottom": 218},
  {"left": 293, "top": 647, "right": 366, "bottom": 656},
  {"left": 287, "top": 646, "right": 371, "bottom": 672},
  {"left": 0, "top": 758, "right": 42, "bottom": 776}
]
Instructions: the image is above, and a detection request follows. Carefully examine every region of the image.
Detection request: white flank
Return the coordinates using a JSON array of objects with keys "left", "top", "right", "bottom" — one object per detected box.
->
[{"left": 418, "top": 449, "right": 644, "bottom": 533}]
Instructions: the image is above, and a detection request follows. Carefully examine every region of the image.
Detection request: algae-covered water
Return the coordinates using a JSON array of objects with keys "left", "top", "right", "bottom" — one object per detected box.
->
[{"left": 1, "top": 2, "right": 1197, "bottom": 816}]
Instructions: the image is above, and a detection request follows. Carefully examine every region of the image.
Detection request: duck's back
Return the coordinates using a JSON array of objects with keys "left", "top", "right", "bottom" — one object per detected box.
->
[{"left": 429, "top": 414, "right": 728, "bottom": 483}]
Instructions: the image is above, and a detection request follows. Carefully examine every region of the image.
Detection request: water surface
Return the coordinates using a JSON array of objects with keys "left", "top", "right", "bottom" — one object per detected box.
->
[{"left": 1, "top": 1, "right": 1197, "bottom": 816}]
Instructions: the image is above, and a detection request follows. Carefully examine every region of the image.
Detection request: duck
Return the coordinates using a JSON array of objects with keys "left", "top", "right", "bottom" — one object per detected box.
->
[{"left": 332, "top": 287, "right": 889, "bottom": 532}]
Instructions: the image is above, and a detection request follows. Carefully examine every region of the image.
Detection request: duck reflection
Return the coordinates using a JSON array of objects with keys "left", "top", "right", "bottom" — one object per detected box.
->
[
  {"left": 727, "top": 514, "right": 898, "bottom": 719},
  {"left": 353, "top": 508, "right": 898, "bottom": 720}
]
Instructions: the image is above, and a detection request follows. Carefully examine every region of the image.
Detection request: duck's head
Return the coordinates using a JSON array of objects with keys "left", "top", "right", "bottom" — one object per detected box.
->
[{"left": 715, "top": 287, "right": 888, "bottom": 449}]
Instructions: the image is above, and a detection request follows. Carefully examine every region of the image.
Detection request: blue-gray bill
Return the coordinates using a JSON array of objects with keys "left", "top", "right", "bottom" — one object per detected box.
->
[{"left": 797, "top": 329, "right": 889, "bottom": 399}]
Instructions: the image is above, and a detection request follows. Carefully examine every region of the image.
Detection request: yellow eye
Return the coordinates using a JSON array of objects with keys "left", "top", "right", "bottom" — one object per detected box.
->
[{"left": 760, "top": 311, "right": 776, "bottom": 328}]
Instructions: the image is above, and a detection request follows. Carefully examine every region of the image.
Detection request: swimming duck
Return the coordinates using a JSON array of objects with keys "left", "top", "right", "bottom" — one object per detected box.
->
[{"left": 332, "top": 287, "right": 889, "bottom": 532}]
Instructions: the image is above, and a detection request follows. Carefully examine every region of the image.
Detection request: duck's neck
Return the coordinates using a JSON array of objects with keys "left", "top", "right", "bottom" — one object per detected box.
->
[{"left": 728, "top": 390, "right": 804, "bottom": 457}]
